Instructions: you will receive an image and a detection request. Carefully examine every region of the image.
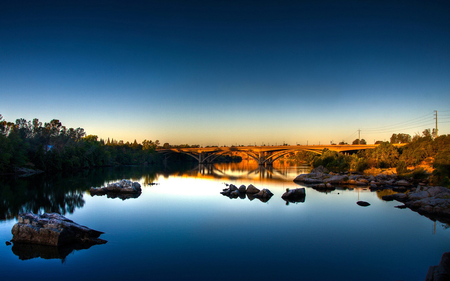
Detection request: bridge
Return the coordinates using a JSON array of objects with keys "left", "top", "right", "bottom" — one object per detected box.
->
[{"left": 157, "top": 144, "right": 380, "bottom": 166}]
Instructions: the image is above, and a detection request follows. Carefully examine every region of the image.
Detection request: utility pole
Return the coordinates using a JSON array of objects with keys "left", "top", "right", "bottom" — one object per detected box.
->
[
  {"left": 435, "top": 110, "right": 438, "bottom": 138},
  {"left": 358, "top": 129, "right": 361, "bottom": 144}
]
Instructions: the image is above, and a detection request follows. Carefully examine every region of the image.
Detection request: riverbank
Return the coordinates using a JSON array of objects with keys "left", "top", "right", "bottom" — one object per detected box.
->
[
  {"left": 294, "top": 165, "right": 450, "bottom": 224},
  {"left": 293, "top": 166, "right": 425, "bottom": 191}
]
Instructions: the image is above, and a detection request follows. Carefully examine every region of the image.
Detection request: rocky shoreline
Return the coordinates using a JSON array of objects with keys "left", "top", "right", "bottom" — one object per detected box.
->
[
  {"left": 382, "top": 185, "right": 450, "bottom": 220},
  {"left": 293, "top": 166, "right": 420, "bottom": 192},
  {"left": 294, "top": 166, "right": 450, "bottom": 223}
]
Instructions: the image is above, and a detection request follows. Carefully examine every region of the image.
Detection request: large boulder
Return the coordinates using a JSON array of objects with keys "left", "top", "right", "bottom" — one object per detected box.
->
[{"left": 11, "top": 213, "right": 107, "bottom": 247}]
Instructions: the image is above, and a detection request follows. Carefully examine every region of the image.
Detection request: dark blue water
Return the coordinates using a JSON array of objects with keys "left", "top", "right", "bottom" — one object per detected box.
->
[{"left": 0, "top": 164, "right": 448, "bottom": 281}]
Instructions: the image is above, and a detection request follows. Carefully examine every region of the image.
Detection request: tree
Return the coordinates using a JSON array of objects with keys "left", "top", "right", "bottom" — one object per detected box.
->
[
  {"left": 83, "top": 135, "right": 98, "bottom": 143},
  {"left": 422, "top": 129, "right": 432, "bottom": 140},
  {"left": 390, "top": 133, "right": 411, "bottom": 144},
  {"left": 352, "top": 139, "right": 366, "bottom": 145},
  {"left": 364, "top": 142, "right": 399, "bottom": 168}
]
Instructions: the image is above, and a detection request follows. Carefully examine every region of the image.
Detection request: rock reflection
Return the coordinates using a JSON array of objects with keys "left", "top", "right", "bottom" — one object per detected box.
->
[
  {"left": 105, "top": 193, "right": 141, "bottom": 200},
  {"left": 11, "top": 242, "right": 100, "bottom": 263}
]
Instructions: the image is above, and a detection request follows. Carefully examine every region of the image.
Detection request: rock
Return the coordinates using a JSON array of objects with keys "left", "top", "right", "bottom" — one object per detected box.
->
[
  {"left": 357, "top": 179, "right": 369, "bottom": 184},
  {"left": 395, "top": 179, "right": 411, "bottom": 186},
  {"left": 293, "top": 174, "right": 324, "bottom": 183},
  {"left": 428, "top": 186, "right": 450, "bottom": 197},
  {"left": 253, "top": 189, "right": 274, "bottom": 199},
  {"left": 426, "top": 252, "right": 450, "bottom": 281},
  {"left": 230, "top": 190, "right": 240, "bottom": 197},
  {"left": 323, "top": 175, "right": 347, "bottom": 184},
  {"left": 347, "top": 179, "right": 358, "bottom": 185},
  {"left": 229, "top": 184, "right": 238, "bottom": 191},
  {"left": 246, "top": 184, "right": 260, "bottom": 194},
  {"left": 310, "top": 165, "right": 328, "bottom": 174},
  {"left": 90, "top": 179, "right": 141, "bottom": 198},
  {"left": 11, "top": 213, "right": 107, "bottom": 247},
  {"left": 408, "top": 190, "right": 430, "bottom": 200},
  {"left": 382, "top": 193, "right": 408, "bottom": 202},
  {"left": 238, "top": 185, "right": 246, "bottom": 194},
  {"left": 6, "top": 241, "right": 11, "bottom": 246},
  {"left": 282, "top": 188, "right": 306, "bottom": 203},
  {"left": 220, "top": 189, "right": 231, "bottom": 195},
  {"left": 356, "top": 201, "right": 370, "bottom": 207},
  {"left": 394, "top": 204, "right": 407, "bottom": 209}
]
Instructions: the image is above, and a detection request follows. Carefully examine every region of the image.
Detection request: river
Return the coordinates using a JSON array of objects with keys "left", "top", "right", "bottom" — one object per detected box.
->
[{"left": 0, "top": 162, "right": 448, "bottom": 280}]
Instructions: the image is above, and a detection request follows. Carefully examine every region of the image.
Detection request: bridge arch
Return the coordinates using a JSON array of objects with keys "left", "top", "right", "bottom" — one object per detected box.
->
[{"left": 157, "top": 144, "right": 383, "bottom": 166}]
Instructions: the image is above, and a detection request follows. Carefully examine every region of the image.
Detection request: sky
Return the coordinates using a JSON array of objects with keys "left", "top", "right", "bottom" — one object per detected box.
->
[{"left": 1, "top": 0, "right": 450, "bottom": 146}]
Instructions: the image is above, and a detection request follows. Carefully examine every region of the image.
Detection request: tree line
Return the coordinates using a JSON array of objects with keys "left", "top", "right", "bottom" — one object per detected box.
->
[{"left": 0, "top": 115, "right": 162, "bottom": 174}]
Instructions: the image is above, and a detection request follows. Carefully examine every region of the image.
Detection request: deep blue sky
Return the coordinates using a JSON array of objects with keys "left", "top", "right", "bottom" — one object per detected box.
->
[{"left": 1, "top": 0, "right": 449, "bottom": 145}]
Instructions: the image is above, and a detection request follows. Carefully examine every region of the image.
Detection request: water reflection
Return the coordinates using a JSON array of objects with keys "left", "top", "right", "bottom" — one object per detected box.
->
[
  {"left": 0, "top": 173, "right": 86, "bottom": 221},
  {"left": 11, "top": 242, "right": 100, "bottom": 263},
  {"left": 194, "top": 162, "right": 311, "bottom": 182},
  {"left": 0, "top": 166, "right": 163, "bottom": 221}
]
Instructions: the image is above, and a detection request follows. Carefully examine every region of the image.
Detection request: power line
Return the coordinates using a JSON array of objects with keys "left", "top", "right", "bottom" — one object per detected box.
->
[
  {"left": 361, "top": 113, "right": 433, "bottom": 131},
  {"left": 362, "top": 120, "right": 435, "bottom": 134}
]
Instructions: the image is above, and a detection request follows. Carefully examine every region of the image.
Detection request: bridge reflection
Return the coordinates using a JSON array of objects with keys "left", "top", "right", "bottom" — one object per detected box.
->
[{"left": 188, "top": 162, "right": 311, "bottom": 183}]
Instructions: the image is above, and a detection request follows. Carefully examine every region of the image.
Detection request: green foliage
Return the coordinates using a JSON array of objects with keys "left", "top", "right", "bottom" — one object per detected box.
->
[
  {"left": 396, "top": 160, "right": 408, "bottom": 175},
  {"left": 352, "top": 139, "right": 366, "bottom": 145},
  {"left": 312, "top": 149, "right": 350, "bottom": 173},
  {"left": 350, "top": 155, "right": 369, "bottom": 173},
  {"left": 390, "top": 133, "right": 412, "bottom": 144},
  {"left": 411, "top": 167, "right": 428, "bottom": 180},
  {"left": 431, "top": 145, "right": 450, "bottom": 187},
  {"left": 361, "top": 142, "right": 399, "bottom": 168},
  {"left": 0, "top": 116, "right": 162, "bottom": 174}
]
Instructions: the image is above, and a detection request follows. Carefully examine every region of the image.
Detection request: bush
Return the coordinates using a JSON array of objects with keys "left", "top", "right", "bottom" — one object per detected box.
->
[
  {"left": 412, "top": 167, "right": 428, "bottom": 180},
  {"left": 396, "top": 161, "right": 408, "bottom": 175}
]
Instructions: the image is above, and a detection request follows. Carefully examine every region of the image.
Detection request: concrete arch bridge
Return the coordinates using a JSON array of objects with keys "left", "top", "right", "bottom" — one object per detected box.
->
[{"left": 157, "top": 144, "right": 380, "bottom": 166}]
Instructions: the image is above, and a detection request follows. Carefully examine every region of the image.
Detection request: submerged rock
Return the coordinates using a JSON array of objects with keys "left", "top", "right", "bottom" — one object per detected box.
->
[{"left": 11, "top": 213, "right": 107, "bottom": 247}]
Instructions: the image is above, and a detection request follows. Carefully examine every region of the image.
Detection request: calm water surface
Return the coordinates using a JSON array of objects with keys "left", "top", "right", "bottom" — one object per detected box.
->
[{"left": 0, "top": 163, "right": 449, "bottom": 281}]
